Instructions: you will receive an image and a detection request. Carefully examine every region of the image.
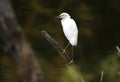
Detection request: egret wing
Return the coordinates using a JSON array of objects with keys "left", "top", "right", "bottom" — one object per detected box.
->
[{"left": 61, "top": 18, "right": 78, "bottom": 46}]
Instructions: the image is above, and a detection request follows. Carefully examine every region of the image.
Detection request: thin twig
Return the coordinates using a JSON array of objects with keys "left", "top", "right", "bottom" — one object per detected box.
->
[
  {"left": 41, "top": 31, "right": 73, "bottom": 65},
  {"left": 100, "top": 70, "right": 104, "bottom": 82},
  {"left": 116, "top": 46, "right": 120, "bottom": 56}
]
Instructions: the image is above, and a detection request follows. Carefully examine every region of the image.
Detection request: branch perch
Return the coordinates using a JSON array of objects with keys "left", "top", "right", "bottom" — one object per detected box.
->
[
  {"left": 41, "top": 31, "right": 86, "bottom": 82},
  {"left": 41, "top": 31, "right": 73, "bottom": 65}
]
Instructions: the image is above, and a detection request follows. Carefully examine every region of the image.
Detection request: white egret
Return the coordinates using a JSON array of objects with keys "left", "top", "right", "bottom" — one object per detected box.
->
[{"left": 56, "top": 12, "right": 78, "bottom": 62}]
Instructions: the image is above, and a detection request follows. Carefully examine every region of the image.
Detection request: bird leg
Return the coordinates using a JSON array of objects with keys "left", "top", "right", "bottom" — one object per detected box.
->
[
  {"left": 71, "top": 46, "right": 74, "bottom": 60},
  {"left": 62, "top": 43, "right": 70, "bottom": 54}
]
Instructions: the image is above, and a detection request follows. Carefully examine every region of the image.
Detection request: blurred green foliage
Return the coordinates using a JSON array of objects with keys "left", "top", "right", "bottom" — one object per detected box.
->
[{"left": 0, "top": 0, "right": 120, "bottom": 82}]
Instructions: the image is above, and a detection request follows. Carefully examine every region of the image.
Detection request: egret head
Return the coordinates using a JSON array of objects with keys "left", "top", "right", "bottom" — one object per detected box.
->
[{"left": 57, "top": 12, "right": 71, "bottom": 19}]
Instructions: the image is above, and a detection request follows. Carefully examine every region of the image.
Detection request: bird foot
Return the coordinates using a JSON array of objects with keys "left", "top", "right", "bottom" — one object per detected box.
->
[
  {"left": 62, "top": 49, "right": 65, "bottom": 54},
  {"left": 69, "top": 60, "right": 74, "bottom": 64}
]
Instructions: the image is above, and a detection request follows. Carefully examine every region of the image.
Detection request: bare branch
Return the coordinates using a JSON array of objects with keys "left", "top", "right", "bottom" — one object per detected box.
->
[{"left": 41, "top": 31, "right": 73, "bottom": 65}]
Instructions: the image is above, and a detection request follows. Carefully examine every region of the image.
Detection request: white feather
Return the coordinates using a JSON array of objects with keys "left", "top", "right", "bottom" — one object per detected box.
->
[{"left": 60, "top": 13, "right": 78, "bottom": 46}]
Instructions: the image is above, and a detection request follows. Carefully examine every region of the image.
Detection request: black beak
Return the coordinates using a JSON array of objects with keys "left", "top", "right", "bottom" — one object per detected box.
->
[{"left": 54, "top": 16, "right": 60, "bottom": 19}]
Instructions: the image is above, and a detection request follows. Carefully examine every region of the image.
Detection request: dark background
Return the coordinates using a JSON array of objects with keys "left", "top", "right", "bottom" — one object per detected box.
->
[{"left": 0, "top": 0, "right": 120, "bottom": 82}]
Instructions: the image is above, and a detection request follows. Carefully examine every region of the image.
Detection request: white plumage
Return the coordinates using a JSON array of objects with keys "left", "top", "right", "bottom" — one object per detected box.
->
[{"left": 58, "top": 12, "right": 78, "bottom": 46}]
